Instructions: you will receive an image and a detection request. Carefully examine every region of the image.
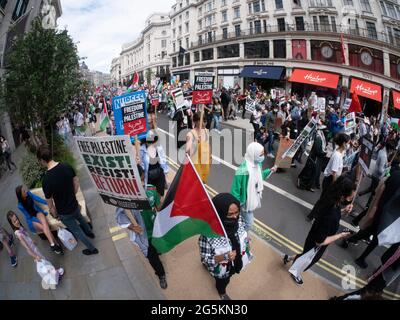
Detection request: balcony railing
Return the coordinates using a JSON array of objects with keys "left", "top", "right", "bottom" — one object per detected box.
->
[{"left": 190, "top": 23, "right": 398, "bottom": 50}]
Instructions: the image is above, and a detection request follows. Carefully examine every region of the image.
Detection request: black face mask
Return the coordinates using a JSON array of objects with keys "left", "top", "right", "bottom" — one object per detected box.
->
[{"left": 224, "top": 218, "right": 238, "bottom": 228}]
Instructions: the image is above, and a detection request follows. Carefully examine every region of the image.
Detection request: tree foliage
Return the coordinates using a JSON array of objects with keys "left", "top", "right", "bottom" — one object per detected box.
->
[{"left": 3, "top": 17, "right": 82, "bottom": 143}]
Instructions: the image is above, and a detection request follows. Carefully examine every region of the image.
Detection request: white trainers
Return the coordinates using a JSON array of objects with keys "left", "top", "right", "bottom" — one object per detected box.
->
[{"left": 267, "top": 153, "right": 275, "bottom": 159}]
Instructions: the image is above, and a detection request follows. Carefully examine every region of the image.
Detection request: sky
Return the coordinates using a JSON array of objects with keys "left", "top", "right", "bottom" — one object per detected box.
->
[{"left": 58, "top": 0, "right": 173, "bottom": 73}]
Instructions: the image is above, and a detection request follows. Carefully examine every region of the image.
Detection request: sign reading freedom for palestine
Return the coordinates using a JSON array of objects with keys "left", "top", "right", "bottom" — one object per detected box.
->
[
  {"left": 193, "top": 73, "right": 215, "bottom": 105},
  {"left": 75, "top": 136, "right": 150, "bottom": 210},
  {"left": 113, "top": 90, "right": 149, "bottom": 142}
]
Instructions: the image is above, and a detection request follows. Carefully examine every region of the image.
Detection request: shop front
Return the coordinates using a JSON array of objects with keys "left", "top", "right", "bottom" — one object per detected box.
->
[
  {"left": 289, "top": 68, "right": 340, "bottom": 100},
  {"left": 217, "top": 67, "right": 240, "bottom": 90},
  {"left": 171, "top": 70, "right": 190, "bottom": 83},
  {"left": 349, "top": 78, "right": 382, "bottom": 117},
  {"left": 240, "top": 66, "right": 285, "bottom": 92}
]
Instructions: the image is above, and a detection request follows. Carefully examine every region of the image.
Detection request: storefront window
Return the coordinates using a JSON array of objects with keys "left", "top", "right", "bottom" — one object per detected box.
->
[
  {"left": 194, "top": 51, "right": 200, "bottom": 62},
  {"left": 273, "top": 40, "right": 286, "bottom": 58},
  {"left": 218, "top": 44, "right": 240, "bottom": 59},
  {"left": 244, "top": 41, "right": 269, "bottom": 58},
  {"left": 202, "top": 48, "right": 214, "bottom": 61}
]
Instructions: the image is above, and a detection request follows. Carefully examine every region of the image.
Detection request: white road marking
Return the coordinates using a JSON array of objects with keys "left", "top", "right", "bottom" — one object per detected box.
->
[{"left": 158, "top": 127, "right": 358, "bottom": 232}]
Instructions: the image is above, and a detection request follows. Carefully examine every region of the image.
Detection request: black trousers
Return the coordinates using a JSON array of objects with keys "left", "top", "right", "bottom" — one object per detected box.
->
[
  {"left": 147, "top": 243, "right": 165, "bottom": 278},
  {"left": 252, "top": 123, "right": 260, "bottom": 142},
  {"left": 215, "top": 276, "right": 231, "bottom": 295},
  {"left": 321, "top": 175, "right": 334, "bottom": 197}
]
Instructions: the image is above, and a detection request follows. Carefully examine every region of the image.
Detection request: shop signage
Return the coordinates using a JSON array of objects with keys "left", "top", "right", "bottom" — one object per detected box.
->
[{"left": 350, "top": 78, "right": 382, "bottom": 102}]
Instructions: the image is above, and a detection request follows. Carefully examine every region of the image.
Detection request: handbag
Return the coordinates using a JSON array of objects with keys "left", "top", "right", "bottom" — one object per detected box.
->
[
  {"left": 36, "top": 259, "right": 59, "bottom": 287},
  {"left": 57, "top": 228, "right": 77, "bottom": 251}
]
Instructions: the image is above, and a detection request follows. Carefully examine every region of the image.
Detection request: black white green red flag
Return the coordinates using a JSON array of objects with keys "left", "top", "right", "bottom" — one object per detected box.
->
[{"left": 152, "top": 157, "right": 226, "bottom": 253}]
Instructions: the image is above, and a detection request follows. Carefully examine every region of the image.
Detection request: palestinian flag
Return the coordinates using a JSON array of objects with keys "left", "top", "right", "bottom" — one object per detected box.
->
[
  {"left": 152, "top": 157, "right": 226, "bottom": 253},
  {"left": 378, "top": 190, "right": 400, "bottom": 246},
  {"left": 390, "top": 118, "right": 400, "bottom": 131},
  {"left": 99, "top": 99, "right": 109, "bottom": 131},
  {"left": 132, "top": 72, "right": 139, "bottom": 87}
]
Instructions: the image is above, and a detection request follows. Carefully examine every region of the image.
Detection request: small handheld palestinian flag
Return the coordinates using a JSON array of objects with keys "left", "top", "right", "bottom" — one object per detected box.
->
[
  {"left": 99, "top": 99, "right": 110, "bottom": 132},
  {"left": 152, "top": 156, "right": 227, "bottom": 253}
]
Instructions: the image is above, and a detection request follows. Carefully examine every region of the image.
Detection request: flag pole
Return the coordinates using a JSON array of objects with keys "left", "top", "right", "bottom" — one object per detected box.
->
[{"left": 186, "top": 155, "right": 228, "bottom": 240}]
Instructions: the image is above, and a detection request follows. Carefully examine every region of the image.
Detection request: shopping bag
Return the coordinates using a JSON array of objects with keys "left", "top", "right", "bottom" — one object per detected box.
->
[
  {"left": 288, "top": 247, "right": 321, "bottom": 279},
  {"left": 36, "top": 259, "right": 59, "bottom": 287},
  {"left": 57, "top": 228, "right": 77, "bottom": 251}
]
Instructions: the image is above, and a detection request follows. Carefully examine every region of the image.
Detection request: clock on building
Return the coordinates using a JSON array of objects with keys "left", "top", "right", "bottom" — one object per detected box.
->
[
  {"left": 321, "top": 45, "right": 333, "bottom": 59},
  {"left": 361, "top": 51, "right": 373, "bottom": 66}
]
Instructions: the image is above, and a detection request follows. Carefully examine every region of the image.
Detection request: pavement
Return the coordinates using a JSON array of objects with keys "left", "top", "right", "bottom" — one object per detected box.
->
[{"left": 0, "top": 116, "right": 397, "bottom": 300}]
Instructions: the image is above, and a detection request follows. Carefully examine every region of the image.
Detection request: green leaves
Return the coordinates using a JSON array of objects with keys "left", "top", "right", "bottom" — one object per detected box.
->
[{"left": 2, "top": 17, "right": 82, "bottom": 135}]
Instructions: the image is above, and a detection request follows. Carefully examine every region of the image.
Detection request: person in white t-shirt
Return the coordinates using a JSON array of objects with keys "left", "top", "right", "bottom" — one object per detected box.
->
[
  {"left": 73, "top": 110, "right": 85, "bottom": 136},
  {"left": 322, "top": 133, "right": 351, "bottom": 196}
]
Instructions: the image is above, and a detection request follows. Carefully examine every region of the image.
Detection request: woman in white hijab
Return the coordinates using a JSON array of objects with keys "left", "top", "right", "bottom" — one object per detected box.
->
[{"left": 231, "top": 142, "right": 277, "bottom": 232}]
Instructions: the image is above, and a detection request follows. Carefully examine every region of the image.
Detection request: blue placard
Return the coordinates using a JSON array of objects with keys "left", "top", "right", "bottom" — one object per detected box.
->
[{"left": 112, "top": 90, "right": 149, "bottom": 142}]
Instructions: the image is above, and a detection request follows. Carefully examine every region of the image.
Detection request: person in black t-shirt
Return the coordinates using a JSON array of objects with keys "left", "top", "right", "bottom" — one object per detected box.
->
[
  {"left": 283, "top": 176, "right": 356, "bottom": 285},
  {"left": 37, "top": 145, "right": 98, "bottom": 256}
]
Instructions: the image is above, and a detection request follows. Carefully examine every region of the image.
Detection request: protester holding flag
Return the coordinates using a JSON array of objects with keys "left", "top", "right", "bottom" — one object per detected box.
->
[
  {"left": 115, "top": 165, "right": 167, "bottom": 289},
  {"left": 199, "top": 193, "right": 252, "bottom": 300},
  {"left": 284, "top": 176, "right": 356, "bottom": 285},
  {"left": 231, "top": 142, "right": 277, "bottom": 232}
]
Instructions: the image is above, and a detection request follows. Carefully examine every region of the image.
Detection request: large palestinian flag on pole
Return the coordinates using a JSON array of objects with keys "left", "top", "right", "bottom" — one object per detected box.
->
[
  {"left": 378, "top": 189, "right": 400, "bottom": 246},
  {"left": 152, "top": 157, "right": 226, "bottom": 253}
]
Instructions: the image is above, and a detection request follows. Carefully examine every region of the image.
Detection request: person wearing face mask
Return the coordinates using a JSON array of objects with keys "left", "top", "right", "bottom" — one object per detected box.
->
[
  {"left": 198, "top": 193, "right": 253, "bottom": 300},
  {"left": 231, "top": 142, "right": 277, "bottom": 232},
  {"left": 283, "top": 176, "right": 356, "bottom": 284}
]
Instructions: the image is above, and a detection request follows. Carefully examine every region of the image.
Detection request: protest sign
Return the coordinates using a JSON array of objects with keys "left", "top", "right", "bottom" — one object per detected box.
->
[
  {"left": 193, "top": 73, "right": 214, "bottom": 105},
  {"left": 316, "top": 97, "right": 326, "bottom": 113},
  {"left": 151, "top": 94, "right": 160, "bottom": 108},
  {"left": 343, "top": 98, "right": 352, "bottom": 110},
  {"left": 359, "top": 137, "right": 374, "bottom": 174},
  {"left": 112, "top": 90, "right": 149, "bottom": 141},
  {"left": 275, "top": 138, "right": 294, "bottom": 168},
  {"left": 171, "top": 88, "right": 186, "bottom": 110},
  {"left": 282, "top": 119, "right": 318, "bottom": 159},
  {"left": 245, "top": 97, "right": 257, "bottom": 112},
  {"left": 344, "top": 112, "right": 356, "bottom": 134},
  {"left": 75, "top": 136, "right": 150, "bottom": 210}
]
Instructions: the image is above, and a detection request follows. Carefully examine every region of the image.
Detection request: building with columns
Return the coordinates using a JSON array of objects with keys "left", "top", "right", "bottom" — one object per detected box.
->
[
  {"left": 115, "top": 13, "right": 171, "bottom": 86},
  {"left": 110, "top": 57, "right": 121, "bottom": 86},
  {"left": 169, "top": 0, "right": 400, "bottom": 114}
]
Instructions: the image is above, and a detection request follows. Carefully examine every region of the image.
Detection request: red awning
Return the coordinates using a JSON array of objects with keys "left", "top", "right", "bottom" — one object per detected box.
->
[
  {"left": 289, "top": 69, "right": 340, "bottom": 89},
  {"left": 393, "top": 90, "right": 400, "bottom": 110},
  {"left": 350, "top": 78, "right": 382, "bottom": 102}
]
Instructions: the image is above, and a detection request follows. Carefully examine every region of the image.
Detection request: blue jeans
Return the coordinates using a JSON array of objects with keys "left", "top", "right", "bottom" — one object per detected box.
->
[
  {"left": 213, "top": 114, "right": 221, "bottom": 131},
  {"left": 267, "top": 130, "right": 274, "bottom": 154},
  {"left": 59, "top": 207, "right": 95, "bottom": 251},
  {"left": 241, "top": 206, "right": 254, "bottom": 232}
]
